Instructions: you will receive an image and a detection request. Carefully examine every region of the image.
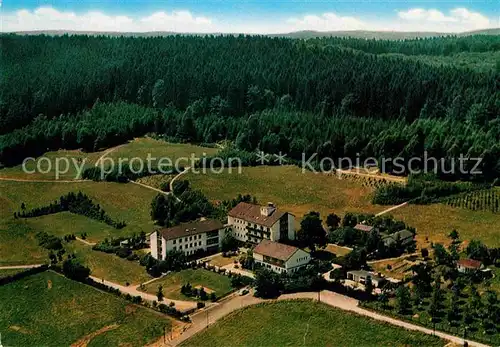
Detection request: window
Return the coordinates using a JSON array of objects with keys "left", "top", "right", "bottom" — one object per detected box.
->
[
  {"left": 173, "top": 246, "right": 176, "bottom": 250},
  {"left": 199, "top": 241, "right": 202, "bottom": 246},
  {"left": 173, "top": 239, "right": 176, "bottom": 244},
  {"left": 179, "top": 245, "right": 182, "bottom": 250}
]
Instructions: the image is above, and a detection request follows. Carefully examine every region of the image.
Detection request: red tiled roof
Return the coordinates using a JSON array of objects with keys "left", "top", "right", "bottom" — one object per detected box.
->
[
  {"left": 354, "top": 224, "right": 374, "bottom": 232},
  {"left": 228, "top": 202, "right": 287, "bottom": 228},
  {"left": 158, "top": 219, "right": 223, "bottom": 241},
  {"left": 457, "top": 258, "right": 482, "bottom": 269},
  {"left": 253, "top": 239, "right": 301, "bottom": 261}
]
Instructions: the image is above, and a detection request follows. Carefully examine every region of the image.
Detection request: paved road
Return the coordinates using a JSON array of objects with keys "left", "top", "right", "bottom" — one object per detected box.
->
[
  {"left": 89, "top": 276, "right": 198, "bottom": 313},
  {"left": 169, "top": 289, "right": 488, "bottom": 347}
]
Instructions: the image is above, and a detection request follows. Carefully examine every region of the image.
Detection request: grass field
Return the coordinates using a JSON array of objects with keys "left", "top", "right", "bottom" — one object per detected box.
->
[
  {"left": 0, "top": 268, "right": 26, "bottom": 278},
  {"left": 206, "top": 254, "right": 239, "bottom": 267},
  {"left": 0, "top": 138, "right": 219, "bottom": 181},
  {"left": 390, "top": 203, "right": 500, "bottom": 247},
  {"left": 325, "top": 244, "right": 353, "bottom": 257},
  {"left": 141, "top": 269, "right": 234, "bottom": 301},
  {"left": 0, "top": 271, "right": 172, "bottom": 347},
  {"left": 0, "top": 180, "right": 158, "bottom": 284},
  {"left": 0, "top": 149, "right": 102, "bottom": 180},
  {"left": 0, "top": 179, "right": 156, "bottom": 244},
  {"left": 181, "top": 300, "right": 443, "bottom": 347},
  {"left": 25, "top": 212, "right": 125, "bottom": 242},
  {"left": 105, "top": 137, "right": 218, "bottom": 166},
  {"left": 66, "top": 242, "right": 152, "bottom": 285},
  {"left": 187, "top": 165, "right": 385, "bottom": 221},
  {"left": 0, "top": 180, "right": 156, "bottom": 265}
]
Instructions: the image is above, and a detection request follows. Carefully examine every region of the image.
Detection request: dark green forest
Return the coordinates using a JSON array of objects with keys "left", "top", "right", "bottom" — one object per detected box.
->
[{"left": 1, "top": 34, "right": 499, "bottom": 179}]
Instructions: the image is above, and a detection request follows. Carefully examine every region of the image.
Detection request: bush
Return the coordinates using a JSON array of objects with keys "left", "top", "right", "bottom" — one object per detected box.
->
[
  {"left": 197, "top": 301, "right": 206, "bottom": 309},
  {"left": 62, "top": 258, "right": 90, "bottom": 282}
]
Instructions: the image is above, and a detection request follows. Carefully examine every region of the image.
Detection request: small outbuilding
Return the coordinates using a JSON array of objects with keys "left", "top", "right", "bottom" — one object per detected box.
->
[{"left": 347, "top": 270, "right": 386, "bottom": 288}]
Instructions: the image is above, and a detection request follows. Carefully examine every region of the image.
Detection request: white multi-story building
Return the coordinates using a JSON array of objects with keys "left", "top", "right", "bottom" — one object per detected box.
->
[
  {"left": 150, "top": 218, "right": 227, "bottom": 260},
  {"left": 227, "top": 202, "right": 295, "bottom": 244},
  {"left": 253, "top": 239, "right": 310, "bottom": 274}
]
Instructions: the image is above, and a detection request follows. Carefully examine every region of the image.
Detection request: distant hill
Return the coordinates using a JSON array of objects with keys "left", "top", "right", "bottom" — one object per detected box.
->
[
  {"left": 11, "top": 28, "right": 500, "bottom": 40},
  {"left": 271, "top": 28, "right": 500, "bottom": 39}
]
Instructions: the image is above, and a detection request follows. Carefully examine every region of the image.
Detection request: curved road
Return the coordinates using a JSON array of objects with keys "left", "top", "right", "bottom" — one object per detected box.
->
[
  {"left": 168, "top": 289, "right": 488, "bottom": 347},
  {"left": 89, "top": 276, "right": 198, "bottom": 313}
]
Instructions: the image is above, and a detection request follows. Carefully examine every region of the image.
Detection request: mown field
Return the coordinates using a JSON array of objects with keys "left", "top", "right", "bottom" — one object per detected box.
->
[
  {"left": 0, "top": 268, "right": 26, "bottom": 278},
  {"left": 0, "top": 138, "right": 218, "bottom": 181},
  {"left": 390, "top": 203, "right": 500, "bottom": 248},
  {"left": 181, "top": 300, "right": 444, "bottom": 347},
  {"left": 0, "top": 180, "right": 156, "bottom": 284},
  {"left": 141, "top": 269, "right": 234, "bottom": 301},
  {"left": 106, "top": 137, "right": 218, "bottom": 166},
  {"left": 66, "top": 242, "right": 152, "bottom": 285},
  {"left": 0, "top": 180, "right": 156, "bottom": 234},
  {"left": 0, "top": 149, "right": 101, "bottom": 180},
  {"left": 187, "top": 165, "right": 385, "bottom": 221},
  {"left": 0, "top": 271, "right": 172, "bottom": 347},
  {"left": 0, "top": 180, "right": 155, "bottom": 262}
]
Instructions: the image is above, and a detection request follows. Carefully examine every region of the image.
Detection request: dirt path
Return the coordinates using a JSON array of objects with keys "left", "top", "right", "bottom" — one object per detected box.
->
[
  {"left": 76, "top": 237, "right": 97, "bottom": 246},
  {"left": 168, "top": 289, "right": 487, "bottom": 347},
  {"left": 94, "top": 144, "right": 126, "bottom": 167},
  {"left": 89, "top": 276, "right": 198, "bottom": 313},
  {"left": 169, "top": 167, "right": 191, "bottom": 202},
  {"left": 375, "top": 201, "right": 409, "bottom": 217},
  {"left": 71, "top": 324, "right": 119, "bottom": 347},
  {"left": 0, "top": 264, "right": 44, "bottom": 270},
  {"left": 130, "top": 180, "right": 170, "bottom": 196}
]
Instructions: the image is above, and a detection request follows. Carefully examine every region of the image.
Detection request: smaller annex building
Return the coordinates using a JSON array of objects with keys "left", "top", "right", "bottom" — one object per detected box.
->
[
  {"left": 150, "top": 218, "right": 227, "bottom": 260},
  {"left": 253, "top": 239, "right": 310, "bottom": 274},
  {"left": 456, "top": 258, "right": 484, "bottom": 273}
]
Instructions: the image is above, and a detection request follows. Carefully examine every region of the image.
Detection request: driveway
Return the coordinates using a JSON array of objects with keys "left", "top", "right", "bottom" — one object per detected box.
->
[{"left": 221, "top": 264, "right": 255, "bottom": 279}]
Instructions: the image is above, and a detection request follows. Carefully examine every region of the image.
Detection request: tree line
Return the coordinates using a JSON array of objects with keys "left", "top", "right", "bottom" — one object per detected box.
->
[{"left": 16, "top": 191, "right": 126, "bottom": 229}]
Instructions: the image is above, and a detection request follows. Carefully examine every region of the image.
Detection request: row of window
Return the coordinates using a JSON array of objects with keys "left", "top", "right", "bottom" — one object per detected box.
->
[
  {"left": 173, "top": 234, "right": 202, "bottom": 244},
  {"left": 234, "top": 219, "right": 270, "bottom": 232},
  {"left": 173, "top": 241, "right": 202, "bottom": 251},
  {"left": 296, "top": 256, "right": 308, "bottom": 263}
]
